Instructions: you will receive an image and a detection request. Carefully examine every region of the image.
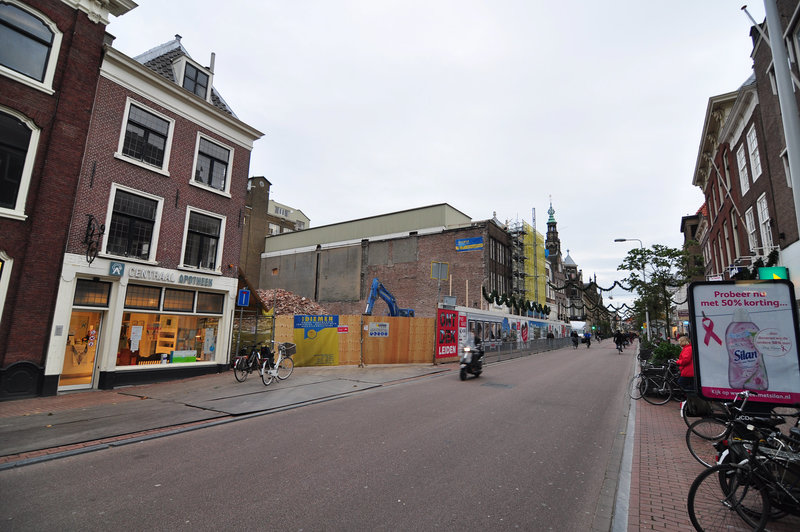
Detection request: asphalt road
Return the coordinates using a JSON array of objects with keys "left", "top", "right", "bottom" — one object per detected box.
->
[{"left": 0, "top": 342, "right": 632, "bottom": 531}]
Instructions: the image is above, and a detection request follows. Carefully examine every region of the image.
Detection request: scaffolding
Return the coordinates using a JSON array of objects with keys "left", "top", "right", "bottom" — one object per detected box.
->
[{"left": 508, "top": 219, "right": 547, "bottom": 307}]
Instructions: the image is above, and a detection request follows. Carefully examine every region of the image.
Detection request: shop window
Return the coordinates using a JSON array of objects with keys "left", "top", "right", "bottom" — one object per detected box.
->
[
  {"left": 192, "top": 136, "right": 231, "bottom": 193},
  {"left": 106, "top": 188, "right": 161, "bottom": 261},
  {"left": 73, "top": 279, "right": 111, "bottom": 307},
  {"left": 117, "top": 101, "right": 173, "bottom": 172},
  {"left": 116, "top": 312, "right": 219, "bottom": 366},
  {"left": 0, "top": 107, "right": 39, "bottom": 220},
  {"left": 124, "top": 284, "right": 161, "bottom": 310},
  {"left": 163, "top": 288, "right": 194, "bottom": 312},
  {"left": 197, "top": 291, "right": 224, "bottom": 314},
  {"left": 0, "top": 1, "right": 61, "bottom": 91},
  {"left": 182, "top": 209, "right": 224, "bottom": 271}
]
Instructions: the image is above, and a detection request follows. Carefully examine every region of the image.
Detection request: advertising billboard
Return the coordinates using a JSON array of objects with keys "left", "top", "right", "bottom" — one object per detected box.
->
[{"left": 688, "top": 280, "right": 800, "bottom": 404}]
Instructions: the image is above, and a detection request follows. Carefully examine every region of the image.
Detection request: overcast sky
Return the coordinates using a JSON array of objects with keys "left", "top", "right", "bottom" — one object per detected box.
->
[{"left": 108, "top": 1, "right": 767, "bottom": 306}]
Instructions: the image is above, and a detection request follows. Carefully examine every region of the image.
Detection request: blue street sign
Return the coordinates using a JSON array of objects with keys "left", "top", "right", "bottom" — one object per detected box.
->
[{"left": 237, "top": 289, "right": 250, "bottom": 307}]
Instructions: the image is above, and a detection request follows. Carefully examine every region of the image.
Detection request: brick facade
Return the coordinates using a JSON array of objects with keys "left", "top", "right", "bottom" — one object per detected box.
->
[{"left": 0, "top": 1, "right": 125, "bottom": 399}]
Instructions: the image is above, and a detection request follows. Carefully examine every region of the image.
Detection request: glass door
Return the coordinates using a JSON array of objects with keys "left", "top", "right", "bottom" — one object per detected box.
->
[{"left": 60, "top": 310, "right": 102, "bottom": 390}]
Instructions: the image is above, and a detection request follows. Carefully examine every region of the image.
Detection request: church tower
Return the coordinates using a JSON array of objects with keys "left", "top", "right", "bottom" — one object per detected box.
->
[{"left": 545, "top": 201, "right": 561, "bottom": 259}]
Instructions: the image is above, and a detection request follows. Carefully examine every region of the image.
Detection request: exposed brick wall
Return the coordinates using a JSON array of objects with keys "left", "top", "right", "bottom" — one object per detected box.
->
[{"left": 0, "top": 2, "right": 107, "bottom": 368}]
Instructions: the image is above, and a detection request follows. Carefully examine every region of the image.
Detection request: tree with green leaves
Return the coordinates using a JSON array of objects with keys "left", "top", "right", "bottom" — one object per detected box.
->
[{"left": 616, "top": 244, "right": 704, "bottom": 338}]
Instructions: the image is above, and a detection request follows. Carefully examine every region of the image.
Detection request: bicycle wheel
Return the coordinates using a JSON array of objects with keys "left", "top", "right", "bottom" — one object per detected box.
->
[
  {"left": 689, "top": 417, "right": 730, "bottom": 440},
  {"left": 276, "top": 356, "right": 294, "bottom": 380},
  {"left": 641, "top": 375, "right": 672, "bottom": 405},
  {"left": 688, "top": 463, "right": 770, "bottom": 531},
  {"left": 233, "top": 356, "right": 249, "bottom": 382},
  {"left": 686, "top": 418, "right": 729, "bottom": 468},
  {"left": 261, "top": 361, "right": 274, "bottom": 386},
  {"left": 628, "top": 374, "right": 645, "bottom": 400}
]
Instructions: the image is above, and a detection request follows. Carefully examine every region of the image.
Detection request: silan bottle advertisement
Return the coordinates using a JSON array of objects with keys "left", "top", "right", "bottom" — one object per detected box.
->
[{"left": 688, "top": 280, "right": 800, "bottom": 404}]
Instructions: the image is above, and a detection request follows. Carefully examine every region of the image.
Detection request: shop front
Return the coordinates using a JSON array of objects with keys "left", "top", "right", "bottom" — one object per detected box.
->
[{"left": 43, "top": 256, "right": 235, "bottom": 394}]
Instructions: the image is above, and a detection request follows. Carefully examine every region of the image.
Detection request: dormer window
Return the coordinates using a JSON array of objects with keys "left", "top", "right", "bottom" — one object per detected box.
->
[{"left": 183, "top": 63, "right": 209, "bottom": 99}]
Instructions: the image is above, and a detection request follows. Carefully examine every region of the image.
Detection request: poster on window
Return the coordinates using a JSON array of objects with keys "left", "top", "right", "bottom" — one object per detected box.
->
[
  {"left": 294, "top": 315, "right": 339, "bottom": 366},
  {"left": 436, "top": 309, "right": 458, "bottom": 359},
  {"left": 688, "top": 280, "right": 800, "bottom": 404}
]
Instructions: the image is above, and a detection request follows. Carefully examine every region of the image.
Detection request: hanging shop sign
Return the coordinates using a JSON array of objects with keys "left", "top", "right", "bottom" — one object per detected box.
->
[{"left": 688, "top": 280, "right": 800, "bottom": 405}]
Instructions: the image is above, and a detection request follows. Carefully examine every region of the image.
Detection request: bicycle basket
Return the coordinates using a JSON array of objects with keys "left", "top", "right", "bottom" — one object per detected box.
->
[{"left": 282, "top": 343, "right": 296, "bottom": 356}]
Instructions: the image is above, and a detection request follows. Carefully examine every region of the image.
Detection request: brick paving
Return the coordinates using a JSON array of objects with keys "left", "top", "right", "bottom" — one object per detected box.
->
[{"left": 629, "top": 397, "right": 800, "bottom": 532}]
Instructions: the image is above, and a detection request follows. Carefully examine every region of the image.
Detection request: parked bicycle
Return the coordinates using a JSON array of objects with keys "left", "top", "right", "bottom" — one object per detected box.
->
[
  {"left": 628, "top": 358, "right": 685, "bottom": 405},
  {"left": 261, "top": 342, "right": 295, "bottom": 386},
  {"left": 233, "top": 344, "right": 270, "bottom": 383},
  {"left": 684, "top": 390, "right": 792, "bottom": 468},
  {"left": 687, "top": 408, "right": 800, "bottom": 531}
]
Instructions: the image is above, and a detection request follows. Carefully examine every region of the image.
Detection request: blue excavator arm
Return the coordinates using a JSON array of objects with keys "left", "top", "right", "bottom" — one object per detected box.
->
[{"left": 364, "top": 278, "right": 414, "bottom": 317}]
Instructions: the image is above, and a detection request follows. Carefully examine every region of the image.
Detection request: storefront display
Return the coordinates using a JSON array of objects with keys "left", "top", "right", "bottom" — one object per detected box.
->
[{"left": 115, "top": 283, "right": 224, "bottom": 366}]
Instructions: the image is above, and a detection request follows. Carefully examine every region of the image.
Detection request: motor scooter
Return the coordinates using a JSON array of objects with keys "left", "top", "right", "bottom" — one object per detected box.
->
[{"left": 459, "top": 342, "right": 484, "bottom": 380}]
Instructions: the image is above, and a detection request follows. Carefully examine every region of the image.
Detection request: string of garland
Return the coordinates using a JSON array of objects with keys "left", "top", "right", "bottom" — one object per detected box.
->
[
  {"left": 481, "top": 286, "right": 551, "bottom": 316},
  {"left": 547, "top": 279, "right": 633, "bottom": 293}
]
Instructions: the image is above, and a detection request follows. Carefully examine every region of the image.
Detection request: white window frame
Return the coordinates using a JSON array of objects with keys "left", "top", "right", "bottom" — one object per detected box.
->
[
  {"left": 781, "top": 148, "right": 792, "bottom": 188},
  {"left": 746, "top": 125, "right": 762, "bottom": 180},
  {"left": 756, "top": 193, "right": 773, "bottom": 252},
  {"left": 0, "top": 0, "right": 62, "bottom": 94},
  {"left": 179, "top": 206, "right": 226, "bottom": 274},
  {"left": 114, "top": 98, "right": 174, "bottom": 176},
  {"left": 0, "top": 106, "right": 40, "bottom": 221},
  {"left": 744, "top": 207, "right": 757, "bottom": 254},
  {"left": 172, "top": 57, "right": 213, "bottom": 103},
  {"left": 189, "top": 133, "right": 233, "bottom": 197},
  {"left": 731, "top": 216, "right": 741, "bottom": 260},
  {"left": 103, "top": 184, "right": 164, "bottom": 264},
  {"left": 0, "top": 250, "right": 12, "bottom": 327},
  {"left": 723, "top": 221, "right": 732, "bottom": 267},
  {"left": 737, "top": 145, "right": 750, "bottom": 195}
]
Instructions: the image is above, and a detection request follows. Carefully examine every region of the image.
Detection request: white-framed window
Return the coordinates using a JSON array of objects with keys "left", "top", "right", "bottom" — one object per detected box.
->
[
  {"left": 0, "top": 106, "right": 39, "bottom": 220},
  {"left": 723, "top": 221, "right": 732, "bottom": 266},
  {"left": 0, "top": 0, "right": 62, "bottom": 93},
  {"left": 115, "top": 99, "right": 174, "bottom": 175},
  {"left": 104, "top": 184, "right": 164, "bottom": 262},
  {"left": 190, "top": 134, "right": 233, "bottom": 195},
  {"left": 737, "top": 145, "right": 750, "bottom": 195},
  {"left": 182, "top": 62, "right": 209, "bottom": 99},
  {"left": 731, "top": 216, "right": 741, "bottom": 260},
  {"left": 744, "top": 207, "right": 757, "bottom": 254},
  {"left": 180, "top": 207, "right": 225, "bottom": 272},
  {"left": 781, "top": 149, "right": 792, "bottom": 189},
  {"left": 746, "top": 125, "right": 762, "bottom": 180},
  {"left": 756, "top": 193, "right": 773, "bottom": 252},
  {"left": 0, "top": 250, "right": 12, "bottom": 326}
]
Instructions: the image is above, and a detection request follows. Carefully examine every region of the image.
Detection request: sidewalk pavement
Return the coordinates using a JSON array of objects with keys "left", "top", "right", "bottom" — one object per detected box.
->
[{"left": 3, "top": 352, "right": 798, "bottom": 531}]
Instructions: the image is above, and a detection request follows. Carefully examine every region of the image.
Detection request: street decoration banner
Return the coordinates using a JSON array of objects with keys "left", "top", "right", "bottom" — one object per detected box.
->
[
  {"left": 293, "top": 315, "right": 339, "bottom": 366},
  {"left": 688, "top": 280, "right": 800, "bottom": 404},
  {"left": 436, "top": 309, "right": 458, "bottom": 358}
]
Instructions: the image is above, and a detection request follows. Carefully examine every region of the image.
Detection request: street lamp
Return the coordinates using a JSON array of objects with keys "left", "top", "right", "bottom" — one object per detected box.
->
[{"left": 614, "top": 238, "right": 651, "bottom": 341}]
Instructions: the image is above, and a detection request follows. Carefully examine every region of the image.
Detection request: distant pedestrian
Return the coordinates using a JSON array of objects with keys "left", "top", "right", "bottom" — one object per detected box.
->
[
  {"left": 570, "top": 330, "right": 579, "bottom": 349},
  {"left": 546, "top": 330, "right": 555, "bottom": 349}
]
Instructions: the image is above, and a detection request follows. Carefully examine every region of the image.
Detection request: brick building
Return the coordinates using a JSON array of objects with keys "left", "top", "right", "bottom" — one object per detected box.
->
[
  {"left": 41, "top": 36, "right": 262, "bottom": 394},
  {"left": 259, "top": 204, "right": 516, "bottom": 319},
  {"left": 692, "top": 1, "right": 799, "bottom": 288},
  {"left": 0, "top": 0, "right": 136, "bottom": 399}
]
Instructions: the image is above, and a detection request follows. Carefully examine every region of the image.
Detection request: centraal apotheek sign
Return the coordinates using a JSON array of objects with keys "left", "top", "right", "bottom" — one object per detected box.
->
[{"left": 126, "top": 266, "right": 214, "bottom": 287}]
